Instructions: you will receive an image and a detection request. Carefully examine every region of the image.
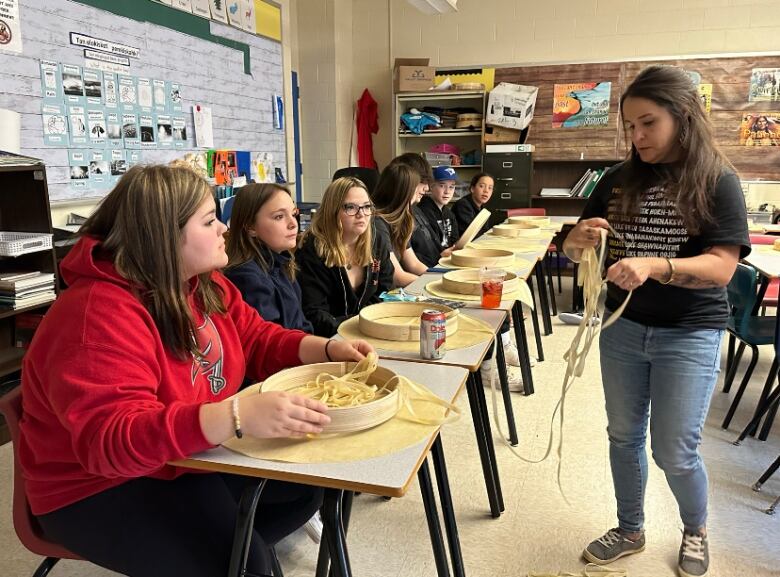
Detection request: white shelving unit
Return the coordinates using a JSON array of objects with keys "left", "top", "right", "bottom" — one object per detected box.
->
[{"left": 393, "top": 90, "right": 486, "bottom": 181}]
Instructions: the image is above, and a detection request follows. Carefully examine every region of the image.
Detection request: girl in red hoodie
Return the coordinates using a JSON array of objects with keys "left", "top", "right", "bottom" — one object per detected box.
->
[{"left": 19, "top": 164, "right": 372, "bottom": 577}]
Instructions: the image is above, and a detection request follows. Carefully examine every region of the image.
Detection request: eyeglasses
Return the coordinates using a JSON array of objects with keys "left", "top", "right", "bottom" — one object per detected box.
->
[{"left": 342, "top": 203, "right": 374, "bottom": 216}]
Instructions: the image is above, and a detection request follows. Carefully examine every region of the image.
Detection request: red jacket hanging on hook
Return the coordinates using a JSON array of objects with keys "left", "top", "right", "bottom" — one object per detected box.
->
[{"left": 356, "top": 88, "right": 378, "bottom": 169}]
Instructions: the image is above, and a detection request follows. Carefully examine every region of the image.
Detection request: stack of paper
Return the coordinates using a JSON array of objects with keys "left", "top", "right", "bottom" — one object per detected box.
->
[{"left": 0, "top": 271, "right": 56, "bottom": 310}]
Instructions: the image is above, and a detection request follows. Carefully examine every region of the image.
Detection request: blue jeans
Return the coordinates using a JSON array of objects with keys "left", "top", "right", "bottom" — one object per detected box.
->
[{"left": 599, "top": 314, "right": 723, "bottom": 534}]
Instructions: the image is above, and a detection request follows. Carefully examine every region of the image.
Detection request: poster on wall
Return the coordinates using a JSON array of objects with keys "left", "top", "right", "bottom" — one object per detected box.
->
[
  {"left": 209, "top": 0, "right": 228, "bottom": 23},
  {"left": 739, "top": 113, "right": 780, "bottom": 146},
  {"left": 118, "top": 74, "right": 137, "bottom": 111},
  {"left": 698, "top": 84, "right": 712, "bottom": 115},
  {"left": 240, "top": 0, "right": 256, "bottom": 33},
  {"left": 41, "top": 102, "right": 69, "bottom": 146},
  {"left": 106, "top": 111, "right": 122, "bottom": 146},
  {"left": 172, "top": 116, "right": 188, "bottom": 148},
  {"left": 68, "top": 149, "right": 90, "bottom": 192},
  {"left": 122, "top": 112, "right": 140, "bottom": 148},
  {"left": 137, "top": 77, "right": 153, "bottom": 111},
  {"left": 110, "top": 149, "right": 127, "bottom": 184},
  {"left": 88, "top": 149, "right": 110, "bottom": 187},
  {"left": 193, "top": 104, "right": 214, "bottom": 148},
  {"left": 169, "top": 82, "right": 183, "bottom": 112},
  {"left": 83, "top": 68, "right": 103, "bottom": 105},
  {"left": 62, "top": 64, "right": 85, "bottom": 104},
  {"left": 0, "top": 0, "right": 23, "bottom": 54},
  {"left": 156, "top": 114, "right": 173, "bottom": 148},
  {"left": 191, "top": 0, "right": 211, "bottom": 18},
  {"left": 87, "top": 107, "right": 107, "bottom": 147},
  {"left": 226, "top": 1, "right": 244, "bottom": 28},
  {"left": 749, "top": 68, "right": 780, "bottom": 102},
  {"left": 552, "top": 82, "right": 611, "bottom": 129},
  {"left": 103, "top": 72, "right": 118, "bottom": 108},
  {"left": 153, "top": 79, "right": 167, "bottom": 112},
  {"left": 39, "top": 61, "right": 62, "bottom": 101},
  {"left": 67, "top": 104, "right": 88, "bottom": 146},
  {"left": 139, "top": 114, "right": 157, "bottom": 148},
  {"left": 173, "top": 0, "right": 192, "bottom": 12}
]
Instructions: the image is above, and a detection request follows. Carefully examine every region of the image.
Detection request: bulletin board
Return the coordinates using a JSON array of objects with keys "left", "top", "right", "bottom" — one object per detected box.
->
[
  {"left": 0, "top": 0, "right": 286, "bottom": 202},
  {"left": 494, "top": 54, "right": 780, "bottom": 181}
]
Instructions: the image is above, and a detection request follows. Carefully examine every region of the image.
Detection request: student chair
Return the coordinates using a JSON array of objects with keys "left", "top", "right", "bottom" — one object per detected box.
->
[
  {"left": 506, "top": 207, "right": 559, "bottom": 314},
  {"left": 748, "top": 234, "right": 779, "bottom": 314},
  {"left": 332, "top": 167, "right": 380, "bottom": 195},
  {"left": 722, "top": 264, "right": 777, "bottom": 431},
  {"left": 0, "top": 383, "right": 85, "bottom": 577}
]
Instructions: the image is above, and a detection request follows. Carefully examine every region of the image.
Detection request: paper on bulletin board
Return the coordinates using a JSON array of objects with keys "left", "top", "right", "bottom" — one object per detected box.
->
[
  {"left": 88, "top": 149, "right": 110, "bottom": 187},
  {"left": 87, "top": 107, "right": 107, "bottom": 147},
  {"left": 156, "top": 114, "right": 173, "bottom": 148},
  {"left": 68, "top": 105, "right": 88, "bottom": 147},
  {"left": 240, "top": 0, "right": 256, "bottom": 33},
  {"left": 749, "top": 68, "right": 780, "bottom": 102},
  {"left": 68, "top": 149, "right": 90, "bottom": 193},
  {"left": 41, "top": 102, "right": 69, "bottom": 146},
  {"left": 139, "top": 114, "right": 157, "bottom": 149},
  {"left": 103, "top": 72, "right": 118, "bottom": 108},
  {"left": 83, "top": 68, "right": 103, "bottom": 105},
  {"left": 109, "top": 148, "right": 126, "bottom": 185},
  {"left": 0, "top": 0, "right": 23, "bottom": 54},
  {"left": 209, "top": 0, "right": 228, "bottom": 23},
  {"left": 172, "top": 0, "right": 192, "bottom": 12},
  {"left": 739, "top": 113, "right": 780, "bottom": 146},
  {"left": 136, "top": 77, "right": 153, "bottom": 111},
  {"left": 191, "top": 0, "right": 210, "bottom": 18},
  {"left": 226, "top": 1, "right": 244, "bottom": 28},
  {"left": 172, "top": 116, "right": 187, "bottom": 148},
  {"left": 62, "top": 64, "right": 85, "bottom": 105},
  {"left": 122, "top": 112, "right": 140, "bottom": 148},
  {"left": 106, "top": 110, "right": 122, "bottom": 146},
  {"left": 39, "top": 61, "right": 62, "bottom": 102},
  {"left": 193, "top": 104, "right": 214, "bottom": 148},
  {"left": 698, "top": 84, "right": 712, "bottom": 115},
  {"left": 118, "top": 74, "right": 137, "bottom": 112},
  {"left": 153, "top": 79, "right": 167, "bottom": 112}
]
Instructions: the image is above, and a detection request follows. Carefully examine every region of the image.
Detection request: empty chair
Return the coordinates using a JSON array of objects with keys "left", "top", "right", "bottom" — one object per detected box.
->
[{"left": 332, "top": 167, "right": 379, "bottom": 195}]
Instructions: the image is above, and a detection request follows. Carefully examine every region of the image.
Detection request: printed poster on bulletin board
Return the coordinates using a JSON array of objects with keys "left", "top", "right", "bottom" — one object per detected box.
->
[
  {"left": 739, "top": 113, "right": 780, "bottom": 146},
  {"left": 749, "top": 68, "right": 780, "bottom": 102},
  {"left": 698, "top": 84, "right": 712, "bottom": 115},
  {"left": 552, "top": 82, "right": 611, "bottom": 129}
]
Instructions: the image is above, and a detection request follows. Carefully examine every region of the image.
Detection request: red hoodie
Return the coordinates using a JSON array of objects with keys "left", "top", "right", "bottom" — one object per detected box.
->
[{"left": 19, "top": 237, "right": 307, "bottom": 515}]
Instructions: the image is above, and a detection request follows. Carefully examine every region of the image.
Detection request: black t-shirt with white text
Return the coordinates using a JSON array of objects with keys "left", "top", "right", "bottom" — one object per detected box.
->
[{"left": 580, "top": 162, "right": 751, "bottom": 329}]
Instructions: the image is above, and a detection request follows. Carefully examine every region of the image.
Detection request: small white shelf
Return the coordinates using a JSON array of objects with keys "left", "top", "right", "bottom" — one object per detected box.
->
[{"left": 398, "top": 129, "right": 482, "bottom": 138}]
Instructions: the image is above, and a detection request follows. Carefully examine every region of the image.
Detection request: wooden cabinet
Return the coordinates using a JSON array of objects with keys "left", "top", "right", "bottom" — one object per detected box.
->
[
  {"left": 0, "top": 159, "right": 58, "bottom": 443},
  {"left": 530, "top": 159, "right": 622, "bottom": 216},
  {"left": 393, "top": 90, "right": 486, "bottom": 186}
]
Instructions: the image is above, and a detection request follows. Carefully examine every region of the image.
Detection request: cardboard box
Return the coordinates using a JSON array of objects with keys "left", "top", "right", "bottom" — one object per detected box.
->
[
  {"left": 394, "top": 58, "right": 435, "bottom": 92},
  {"left": 484, "top": 125, "right": 527, "bottom": 144},
  {"left": 486, "top": 82, "right": 538, "bottom": 130}
]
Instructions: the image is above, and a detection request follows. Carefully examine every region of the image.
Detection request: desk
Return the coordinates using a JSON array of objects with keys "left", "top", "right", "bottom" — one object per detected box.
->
[
  {"left": 740, "top": 250, "right": 780, "bottom": 442},
  {"left": 366, "top": 308, "right": 509, "bottom": 519},
  {"left": 174, "top": 361, "right": 469, "bottom": 577}
]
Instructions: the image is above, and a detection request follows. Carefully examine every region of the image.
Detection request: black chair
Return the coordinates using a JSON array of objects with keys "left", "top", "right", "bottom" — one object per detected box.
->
[{"left": 332, "top": 167, "right": 380, "bottom": 194}]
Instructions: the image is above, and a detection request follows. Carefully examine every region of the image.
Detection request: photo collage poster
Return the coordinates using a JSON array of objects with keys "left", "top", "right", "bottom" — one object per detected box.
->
[{"left": 39, "top": 60, "right": 189, "bottom": 193}]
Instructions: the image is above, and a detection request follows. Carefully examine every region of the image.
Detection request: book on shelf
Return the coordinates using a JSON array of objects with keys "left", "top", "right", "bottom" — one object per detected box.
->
[
  {"left": 0, "top": 290, "right": 56, "bottom": 310},
  {"left": 0, "top": 271, "right": 56, "bottom": 291},
  {"left": 540, "top": 187, "right": 573, "bottom": 197},
  {"left": 568, "top": 167, "right": 608, "bottom": 198}
]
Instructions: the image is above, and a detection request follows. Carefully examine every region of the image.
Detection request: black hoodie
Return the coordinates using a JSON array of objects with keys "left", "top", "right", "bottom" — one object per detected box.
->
[{"left": 296, "top": 230, "right": 395, "bottom": 337}]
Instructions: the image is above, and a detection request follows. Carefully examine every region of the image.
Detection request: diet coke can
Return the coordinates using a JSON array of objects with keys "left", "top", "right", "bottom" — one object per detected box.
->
[{"left": 420, "top": 309, "right": 447, "bottom": 360}]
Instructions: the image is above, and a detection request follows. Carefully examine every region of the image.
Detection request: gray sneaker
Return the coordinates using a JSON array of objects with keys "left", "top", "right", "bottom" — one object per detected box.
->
[
  {"left": 583, "top": 528, "right": 645, "bottom": 564},
  {"left": 678, "top": 531, "right": 709, "bottom": 577}
]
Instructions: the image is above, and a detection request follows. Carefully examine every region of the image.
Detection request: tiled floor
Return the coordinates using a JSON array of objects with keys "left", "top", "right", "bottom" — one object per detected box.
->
[{"left": 2, "top": 290, "right": 779, "bottom": 577}]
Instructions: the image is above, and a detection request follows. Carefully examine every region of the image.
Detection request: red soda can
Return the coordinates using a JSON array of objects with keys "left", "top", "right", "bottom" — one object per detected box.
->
[{"left": 420, "top": 309, "right": 447, "bottom": 359}]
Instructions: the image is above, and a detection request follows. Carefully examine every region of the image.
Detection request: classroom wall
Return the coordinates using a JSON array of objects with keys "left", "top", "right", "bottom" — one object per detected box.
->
[{"left": 346, "top": 0, "right": 780, "bottom": 169}]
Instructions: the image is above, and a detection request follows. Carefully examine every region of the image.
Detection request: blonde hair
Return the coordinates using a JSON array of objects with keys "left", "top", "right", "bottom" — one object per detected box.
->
[
  {"left": 371, "top": 164, "right": 419, "bottom": 256},
  {"left": 225, "top": 183, "right": 297, "bottom": 281},
  {"left": 80, "top": 164, "right": 225, "bottom": 359},
  {"left": 306, "top": 177, "right": 373, "bottom": 268}
]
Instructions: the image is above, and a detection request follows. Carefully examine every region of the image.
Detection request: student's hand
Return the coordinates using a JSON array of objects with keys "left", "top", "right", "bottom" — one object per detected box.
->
[
  {"left": 566, "top": 217, "right": 610, "bottom": 249},
  {"left": 440, "top": 247, "right": 454, "bottom": 258},
  {"left": 241, "top": 391, "right": 330, "bottom": 438},
  {"left": 327, "top": 339, "right": 374, "bottom": 362}
]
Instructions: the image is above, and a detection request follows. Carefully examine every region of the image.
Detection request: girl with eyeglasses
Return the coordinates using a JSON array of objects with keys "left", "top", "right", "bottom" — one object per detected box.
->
[
  {"left": 371, "top": 162, "right": 431, "bottom": 287},
  {"left": 224, "top": 183, "right": 312, "bottom": 333},
  {"left": 297, "top": 176, "right": 395, "bottom": 337}
]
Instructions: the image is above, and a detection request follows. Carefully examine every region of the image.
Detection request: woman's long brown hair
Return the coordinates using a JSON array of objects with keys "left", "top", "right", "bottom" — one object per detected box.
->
[
  {"left": 619, "top": 65, "right": 734, "bottom": 234},
  {"left": 371, "top": 163, "right": 420, "bottom": 256},
  {"left": 80, "top": 164, "right": 225, "bottom": 360},
  {"left": 225, "top": 183, "right": 297, "bottom": 280}
]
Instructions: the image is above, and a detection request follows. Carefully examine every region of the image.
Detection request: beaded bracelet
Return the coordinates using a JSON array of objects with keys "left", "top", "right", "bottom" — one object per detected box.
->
[{"left": 231, "top": 396, "right": 243, "bottom": 439}]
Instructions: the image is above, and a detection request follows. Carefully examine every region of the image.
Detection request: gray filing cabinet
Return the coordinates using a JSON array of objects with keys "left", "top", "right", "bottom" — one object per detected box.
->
[{"left": 482, "top": 152, "right": 533, "bottom": 217}]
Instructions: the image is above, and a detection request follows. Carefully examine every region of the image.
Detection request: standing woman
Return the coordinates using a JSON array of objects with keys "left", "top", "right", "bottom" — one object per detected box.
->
[
  {"left": 297, "top": 176, "right": 395, "bottom": 337},
  {"left": 371, "top": 163, "right": 429, "bottom": 286},
  {"left": 564, "top": 66, "right": 750, "bottom": 577},
  {"left": 18, "top": 165, "right": 372, "bottom": 577},
  {"left": 224, "top": 183, "right": 312, "bottom": 333},
  {"left": 452, "top": 172, "right": 495, "bottom": 239}
]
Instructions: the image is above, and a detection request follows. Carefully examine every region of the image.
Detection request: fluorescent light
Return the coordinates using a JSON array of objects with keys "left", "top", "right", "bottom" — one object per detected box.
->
[{"left": 406, "top": 0, "right": 458, "bottom": 15}]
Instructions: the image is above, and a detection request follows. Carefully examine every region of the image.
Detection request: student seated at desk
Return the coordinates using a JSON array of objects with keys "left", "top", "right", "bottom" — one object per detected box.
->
[
  {"left": 224, "top": 183, "right": 312, "bottom": 333},
  {"left": 371, "top": 163, "right": 430, "bottom": 286},
  {"left": 412, "top": 165, "right": 461, "bottom": 267},
  {"left": 297, "top": 176, "right": 395, "bottom": 337},
  {"left": 18, "top": 165, "right": 372, "bottom": 577},
  {"left": 452, "top": 172, "right": 495, "bottom": 239}
]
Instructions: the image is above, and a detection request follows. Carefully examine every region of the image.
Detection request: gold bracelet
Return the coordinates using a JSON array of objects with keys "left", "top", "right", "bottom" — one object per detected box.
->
[
  {"left": 231, "top": 396, "right": 243, "bottom": 439},
  {"left": 660, "top": 258, "right": 675, "bottom": 285}
]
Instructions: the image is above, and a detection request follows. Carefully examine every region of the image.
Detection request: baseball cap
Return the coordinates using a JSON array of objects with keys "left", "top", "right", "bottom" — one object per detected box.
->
[{"left": 432, "top": 166, "right": 458, "bottom": 182}]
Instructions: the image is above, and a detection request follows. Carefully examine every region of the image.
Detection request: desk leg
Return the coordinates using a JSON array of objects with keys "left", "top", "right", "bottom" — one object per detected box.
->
[
  {"left": 527, "top": 275, "right": 544, "bottom": 361},
  {"left": 465, "top": 372, "right": 501, "bottom": 518},
  {"left": 495, "top": 339, "right": 519, "bottom": 446},
  {"left": 535, "top": 262, "right": 553, "bottom": 336},
  {"left": 228, "top": 479, "right": 267, "bottom": 577},
  {"left": 322, "top": 489, "right": 352, "bottom": 577},
  {"left": 316, "top": 492, "right": 354, "bottom": 577},
  {"left": 431, "top": 437, "right": 466, "bottom": 577},
  {"left": 571, "top": 263, "right": 582, "bottom": 313},
  {"left": 471, "top": 369, "right": 505, "bottom": 513},
  {"left": 419, "top": 458, "right": 451, "bottom": 577},
  {"left": 512, "top": 303, "right": 535, "bottom": 395}
]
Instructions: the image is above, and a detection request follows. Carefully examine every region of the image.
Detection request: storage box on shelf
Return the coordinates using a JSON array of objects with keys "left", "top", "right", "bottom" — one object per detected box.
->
[
  {"left": 394, "top": 90, "right": 486, "bottom": 179},
  {"left": 0, "top": 160, "right": 59, "bottom": 444},
  {"left": 530, "top": 159, "right": 622, "bottom": 216}
]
